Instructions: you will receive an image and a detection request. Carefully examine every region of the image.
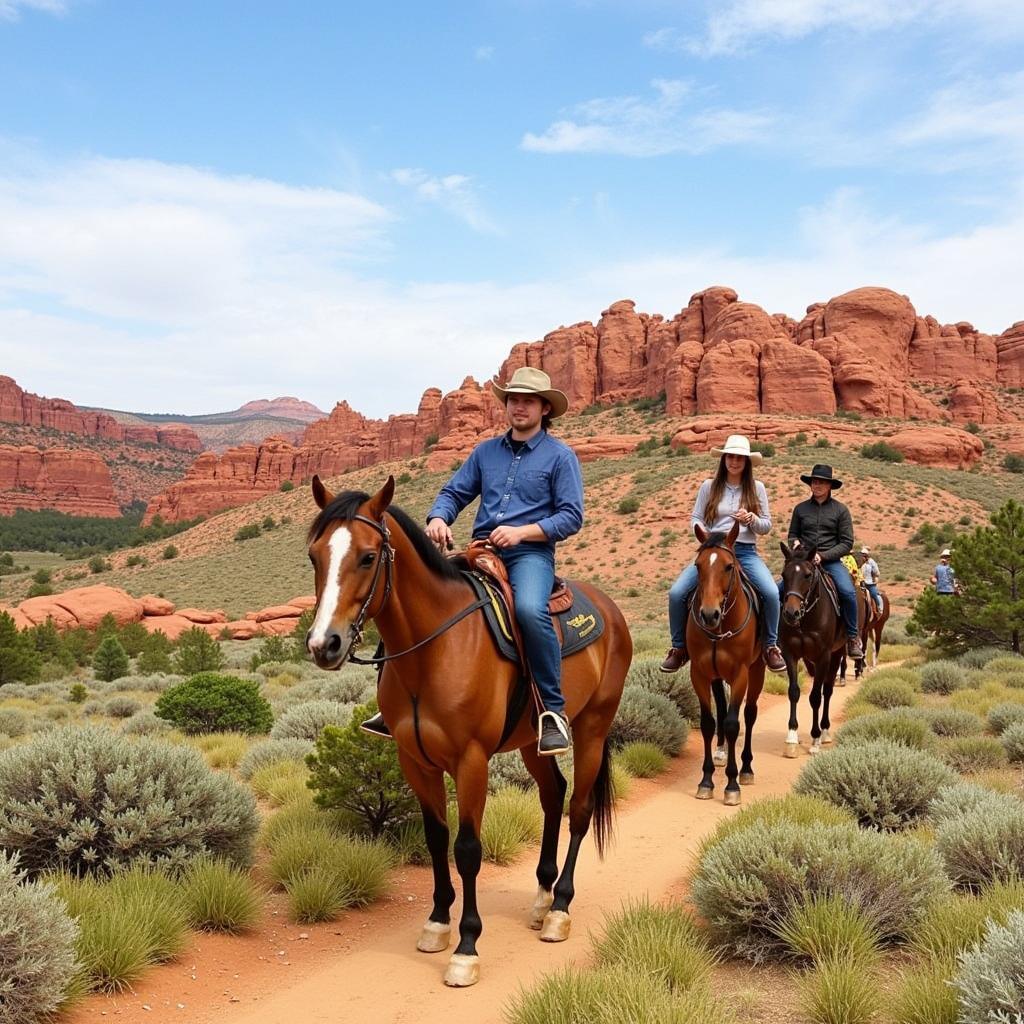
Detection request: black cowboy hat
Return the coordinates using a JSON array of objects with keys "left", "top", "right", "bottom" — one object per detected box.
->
[{"left": 800, "top": 463, "right": 843, "bottom": 489}]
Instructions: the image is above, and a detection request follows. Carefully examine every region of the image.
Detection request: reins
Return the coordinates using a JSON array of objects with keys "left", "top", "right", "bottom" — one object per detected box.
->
[
  {"left": 690, "top": 543, "right": 755, "bottom": 677},
  {"left": 783, "top": 561, "right": 822, "bottom": 621}
]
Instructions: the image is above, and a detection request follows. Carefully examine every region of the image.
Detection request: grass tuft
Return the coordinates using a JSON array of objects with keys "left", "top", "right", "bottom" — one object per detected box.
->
[
  {"left": 181, "top": 859, "right": 263, "bottom": 934},
  {"left": 614, "top": 741, "right": 669, "bottom": 778},
  {"left": 481, "top": 786, "right": 543, "bottom": 865},
  {"left": 798, "top": 956, "right": 879, "bottom": 1024},
  {"left": 770, "top": 894, "right": 881, "bottom": 966}
]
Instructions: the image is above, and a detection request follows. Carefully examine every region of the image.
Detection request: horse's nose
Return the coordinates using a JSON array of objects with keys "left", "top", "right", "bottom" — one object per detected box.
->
[
  {"left": 307, "top": 629, "right": 343, "bottom": 662},
  {"left": 700, "top": 607, "right": 721, "bottom": 628}
]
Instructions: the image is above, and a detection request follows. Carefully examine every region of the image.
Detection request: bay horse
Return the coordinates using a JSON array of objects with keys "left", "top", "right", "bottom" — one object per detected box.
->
[
  {"left": 856, "top": 550, "right": 890, "bottom": 668},
  {"left": 304, "top": 476, "right": 631, "bottom": 988},
  {"left": 779, "top": 544, "right": 865, "bottom": 755},
  {"left": 687, "top": 521, "right": 766, "bottom": 806}
]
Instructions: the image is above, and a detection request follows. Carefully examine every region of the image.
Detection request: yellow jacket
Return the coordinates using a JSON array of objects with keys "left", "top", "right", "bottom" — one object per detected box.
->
[{"left": 841, "top": 554, "right": 862, "bottom": 585}]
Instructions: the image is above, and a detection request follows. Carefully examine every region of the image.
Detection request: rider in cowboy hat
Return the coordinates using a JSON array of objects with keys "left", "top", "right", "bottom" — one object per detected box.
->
[
  {"left": 859, "top": 545, "right": 883, "bottom": 613},
  {"left": 661, "top": 434, "right": 786, "bottom": 675},
  {"left": 931, "top": 548, "right": 958, "bottom": 595},
  {"left": 413, "top": 367, "right": 584, "bottom": 756},
  {"left": 782, "top": 464, "right": 864, "bottom": 660}
]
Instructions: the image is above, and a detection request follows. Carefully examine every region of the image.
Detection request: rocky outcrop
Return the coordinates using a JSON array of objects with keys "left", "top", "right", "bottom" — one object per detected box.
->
[
  {"left": 0, "top": 446, "right": 120, "bottom": 516},
  {"left": 998, "top": 322, "right": 1024, "bottom": 388},
  {"left": 0, "top": 376, "right": 201, "bottom": 451},
  {"left": 235, "top": 397, "right": 326, "bottom": 422},
  {"left": 886, "top": 426, "right": 985, "bottom": 469}
]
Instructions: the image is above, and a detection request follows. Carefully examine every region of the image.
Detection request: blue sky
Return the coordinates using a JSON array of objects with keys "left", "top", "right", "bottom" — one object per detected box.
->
[{"left": 1, "top": 0, "right": 1023, "bottom": 417}]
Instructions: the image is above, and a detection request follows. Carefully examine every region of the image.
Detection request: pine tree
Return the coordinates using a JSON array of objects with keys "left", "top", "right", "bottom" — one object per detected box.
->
[
  {"left": 912, "top": 499, "right": 1024, "bottom": 654},
  {"left": 173, "top": 627, "right": 225, "bottom": 675},
  {"left": 92, "top": 635, "right": 130, "bottom": 682},
  {"left": 137, "top": 630, "right": 173, "bottom": 674},
  {"left": 0, "top": 612, "right": 42, "bottom": 685}
]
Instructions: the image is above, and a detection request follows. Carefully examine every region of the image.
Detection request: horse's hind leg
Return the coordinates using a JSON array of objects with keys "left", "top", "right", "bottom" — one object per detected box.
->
[
  {"left": 712, "top": 678, "right": 728, "bottom": 767},
  {"left": 739, "top": 663, "right": 764, "bottom": 786},
  {"left": 693, "top": 675, "right": 717, "bottom": 798},
  {"left": 808, "top": 661, "right": 825, "bottom": 754},
  {"left": 521, "top": 743, "right": 567, "bottom": 930},
  {"left": 819, "top": 650, "right": 842, "bottom": 747},
  {"left": 722, "top": 682, "right": 745, "bottom": 807}
]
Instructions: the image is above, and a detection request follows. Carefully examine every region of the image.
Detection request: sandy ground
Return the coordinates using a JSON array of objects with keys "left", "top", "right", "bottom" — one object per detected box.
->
[{"left": 67, "top": 681, "right": 860, "bottom": 1024}]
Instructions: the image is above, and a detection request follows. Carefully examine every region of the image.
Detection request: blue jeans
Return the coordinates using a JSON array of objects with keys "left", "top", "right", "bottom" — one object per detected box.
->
[
  {"left": 777, "top": 560, "right": 859, "bottom": 638},
  {"left": 502, "top": 545, "right": 563, "bottom": 716},
  {"left": 864, "top": 582, "right": 882, "bottom": 613},
  {"left": 668, "top": 543, "right": 780, "bottom": 649}
]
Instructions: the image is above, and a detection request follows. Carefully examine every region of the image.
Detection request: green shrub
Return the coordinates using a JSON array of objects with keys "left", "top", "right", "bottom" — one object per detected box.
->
[
  {"left": 940, "top": 735, "right": 1007, "bottom": 773},
  {"left": 116, "top": 621, "right": 149, "bottom": 658},
  {"left": 799, "top": 956, "right": 879, "bottom": 1024},
  {"left": 1001, "top": 720, "right": 1024, "bottom": 763},
  {"left": 0, "top": 852, "right": 79, "bottom": 1022},
  {"left": 1002, "top": 453, "right": 1024, "bottom": 473},
  {"left": 161, "top": 544, "right": 178, "bottom": 560},
  {"left": 136, "top": 630, "right": 173, "bottom": 674},
  {"left": 816, "top": 436, "right": 831, "bottom": 448},
  {"left": 608, "top": 685, "right": 687, "bottom": 756},
  {"left": 69, "top": 682, "right": 88, "bottom": 704},
  {"left": 890, "top": 959, "right": 958, "bottom": 1024},
  {"left": 987, "top": 701, "right": 1024, "bottom": 735},
  {"left": 958, "top": 646, "right": 1009, "bottom": 670},
  {"left": 102, "top": 865, "right": 189, "bottom": 963},
  {"left": 0, "top": 707, "right": 30, "bottom": 738},
  {"left": 615, "top": 741, "right": 669, "bottom": 778},
  {"left": 910, "top": 879, "right": 1024, "bottom": 963},
  {"left": 238, "top": 737, "right": 314, "bottom": 780},
  {"left": 626, "top": 656, "right": 701, "bottom": 724},
  {"left": 121, "top": 710, "right": 172, "bottom": 735},
  {"left": 794, "top": 741, "right": 955, "bottom": 831},
  {"left": 172, "top": 627, "right": 224, "bottom": 674},
  {"left": 935, "top": 801, "right": 1024, "bottom": 889},
  {"left": 592, "top": 897, "right": 716, "bottom": 993},
  {"left": 480, "top": 786, "right": 541, "bottom": 865},
  {"left": 234, "top": 523, "right": 261, "bottom": 542},
  {"left": 269, "top": 699, "right": 354, "bottom": 741},
  {"left": 953, "top": 909, "right": 1024, "bottom": 1023},
  {"left": 772, "top": 894, "right": 881, "bottom": 966},
  {"left": 0, "top": 726, "right": 258, "bottom": 877},
  {"left": 306, "top": 699, "right": 420, "bottom": 837},
  {"left": 911, "top": 706, "right": 983, "bottom": 738},
  {"left": 279, "top": 480, "right": 294, "bottom": 492},
  {"left": 690, "top": 820, "right": 947, "bottom": 962},
  {"left": 249, "top": 761, "right": 310, "bottom": 807},
  {"left": 0, "top": 612, "right": 42, "bottom": 684},
  {"left": 87, "top": 555, "right": 111, "bottom": 574},
  {"left": 91, "top": 636, "right": 129, "bottom": 682},
  {"left": 861, "top": 441, "right": 904, "bottom": 462},
  {"left": 156, "top": 673, "right": 272, "bottom": 735},
  {"left": 857, "top": 676, "right": 918, "bottom": 710},
  {"left": 928, "top": 782, "right": 1016, "bottom": 825},
  {"left": 616, "top": 496, "right": 640, "bottom": 515},
  {"left": 836, "top": 709, "right": 935, "bottom": 750},
  {"left": 921, "top": 660, "right": 968, "bottom": 694},
  {"left": 181, "top": 858, "right": 262, "bottom": 933},
  {"left": 488, "top": 750, "right": 536, "bottom": 791},
  {"left": 983, "top": 654, "right": 1024, "bottom": 673}
]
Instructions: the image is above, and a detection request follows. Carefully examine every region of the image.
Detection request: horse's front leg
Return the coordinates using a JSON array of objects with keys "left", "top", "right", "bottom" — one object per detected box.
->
[
  {"left": 397, "top": 751, "right": 456, "bottom": 956},
  {"left": 722, "top": 676, "right": 746, "bottom": 807},
  {"left": 444, "top": 744, "right": 488, "bottom": 988},
  {"left": 712, "top": 677, "right": 728, "bottom": 767},
  {"left": 784, "top": 646, "right": 802, "bottom": 758},
  {"left": 739, "top": 663, "right": 763, "bottom": 786},
  {"left": 808, "top": 659, "right": 827, "bottom": 754},
  {"left": 693, "top": 674, "right": 717, "bottom": 799},
  {"left": 521, "top": 744, "right": 567, "bottom": 930},
  {"left": 818, "top": 650, "right": 843, "bottom": 747}
]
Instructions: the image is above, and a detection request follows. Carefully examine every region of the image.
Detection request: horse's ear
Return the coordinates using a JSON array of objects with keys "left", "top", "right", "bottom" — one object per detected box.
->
[
  {"left": 694, "top": 523, "right": 709, "bottom": 545},
  {"left": 780, "top": 541, "right": 792, "bottom": 561},
  {"left": 312, "top": 474, "right": 333, "bottom": 510},
  {"left": 369, "top": 475, "right": 396, "bottom": 519},
  {"left": 726, "top": 519, "right": 740, "bottom": 546}
]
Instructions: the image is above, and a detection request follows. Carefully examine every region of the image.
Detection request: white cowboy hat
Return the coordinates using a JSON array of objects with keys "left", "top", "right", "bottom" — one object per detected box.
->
[
  {"left": 940, "top": 548, "right": 952, "bottom": 557},
  {"left": 491, "top": 367, "right": 569, "bottom": 419},
  {"left": 710, "top": 434, "right": 762, "bottom": 465}
]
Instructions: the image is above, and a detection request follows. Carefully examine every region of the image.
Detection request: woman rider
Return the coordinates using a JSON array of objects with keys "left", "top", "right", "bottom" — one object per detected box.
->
[{"left": 661, "top": 435, "right": 786, "bottom": 675}]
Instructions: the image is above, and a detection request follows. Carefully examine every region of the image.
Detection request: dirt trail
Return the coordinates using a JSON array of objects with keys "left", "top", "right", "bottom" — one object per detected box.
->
[{"left": 69, "top": 683, "right": 859, "bottom": 1024}]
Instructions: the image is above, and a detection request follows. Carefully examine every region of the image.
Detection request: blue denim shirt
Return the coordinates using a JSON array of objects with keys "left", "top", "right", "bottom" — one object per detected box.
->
[
  {"left": 426, "top": 430, "right": 584, "bottom": 549},
  {"left": 934, "top": 563, "right": 956, "bottom": 593}
]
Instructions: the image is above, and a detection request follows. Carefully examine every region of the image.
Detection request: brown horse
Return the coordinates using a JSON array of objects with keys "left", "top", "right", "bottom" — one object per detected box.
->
[
  {"left": 855, "top": 550, "right": 891, "bottom": 668},
  {"left": 779, "top": 544, "right": 866, "bottom": 755},
  {"left": 687, "top": 521, "right": 766, "bottom": 806},
  {"left": 305, "top": 476, "right": 631, "bottom": 988}
]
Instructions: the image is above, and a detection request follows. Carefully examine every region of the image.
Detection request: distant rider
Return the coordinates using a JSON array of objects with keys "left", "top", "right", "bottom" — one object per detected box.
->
[{"left": 859, "top": 546, "right": 883, "bottom": 613}]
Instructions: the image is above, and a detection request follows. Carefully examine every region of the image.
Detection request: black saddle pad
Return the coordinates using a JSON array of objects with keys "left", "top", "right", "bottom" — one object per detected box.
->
[{"left": 463, "top": 571, "right": 605, "bottom": 665}]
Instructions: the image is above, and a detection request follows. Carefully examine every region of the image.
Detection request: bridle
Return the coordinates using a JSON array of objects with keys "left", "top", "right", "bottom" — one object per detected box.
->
[
  {"left": 783, "top": 559, "right": 822, "bottom": 622},
  {"left": 690, "top": 542, "right": 754, "bottom": 676},
  {"left": 316, "top": 512, "right": 487, "bottom": 667}
]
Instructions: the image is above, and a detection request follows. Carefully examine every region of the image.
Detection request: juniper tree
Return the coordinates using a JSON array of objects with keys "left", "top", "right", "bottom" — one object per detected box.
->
[
  {"left": 92, "top": 635, "right": 129, "bottom": 682},
  {"left": 912, "top": 499, "right": 1024, "bottom": 654},
  {"left": 172, "top": 627, "right": 224, "bottom": 674},
  {"left": 0, "top": 612, "right": 41, "bottom": 686}
]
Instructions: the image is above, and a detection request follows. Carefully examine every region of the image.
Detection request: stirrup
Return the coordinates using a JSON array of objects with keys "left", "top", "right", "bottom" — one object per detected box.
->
[{"left": 360, "top": 711, "right": 393, "bottom": 739}]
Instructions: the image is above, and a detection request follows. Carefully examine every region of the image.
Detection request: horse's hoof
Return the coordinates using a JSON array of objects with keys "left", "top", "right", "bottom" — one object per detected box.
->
[
  {"left": 838, "top": 678, "right": 846, "bottom": 687},
  {"left": 784, "top": 743, "right": 799, "bottom": 759},
  {"left": 724, "top": 790, "right": 741, "bottom": 807},
  {"left": 809, "top": 744, "right": 821, "bottom": 756},
  {"left": 712, "top": 749, "right": 727, "bottom": 767},
  {"left": 529, "top": 886, "right": 553, "bottom": 930},
  {"left": 821, "top": 730, "right": 833, "bottom": 745},
  {"left": 739, "top": 772, "right": 754, "bottom": 785},
  {"left": 695, "top": 786, "right": 714, "bottom": 800},
  {"left": 417, "top": 920, "right": 451, "bottom": 953},
  {"left": 540, "top": 910, "right": 571, "bottom": 943},
  {"left": 443, "top": 953, "right": 480, "bottom": 987}
]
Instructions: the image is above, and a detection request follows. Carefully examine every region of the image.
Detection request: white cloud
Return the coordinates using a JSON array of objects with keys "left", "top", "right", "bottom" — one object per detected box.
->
[
  {"left": 0, "top": 0, "right": 66, "bottom": 20},
  {"left": 474, "top": 45, "right": 494, "bottom": 61},
  {"left": 522, "top": 79, "right": 773, "bottom": 156},
  {"left": 681, "top": 0, "right": 1024, "bottom": 56},
  {"left": 389, "top": 167, "right": 498, "bottom": 233}
]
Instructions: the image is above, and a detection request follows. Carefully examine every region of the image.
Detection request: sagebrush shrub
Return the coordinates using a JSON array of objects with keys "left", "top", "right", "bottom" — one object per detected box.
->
[
  {"left": 0, "top": 726, "right": 258, "bottom": 877},
  {"left": 920, "top": 660, "right": 968, "bottom": 694},
  {"left": 935, "top": 801, "right": 1024, "bottom": 890},
  {"left": 953, "top": 909, "right": 1024, "bottom": 1024},
  {"left": 237, "top": 737, "right": 314, "bottom": 780},
  {"left": 272, "top": 670, "right": 376, "bottom": 711},
  {"left": 488, "top": 749, "right": 536, "bottom": 791},
  {"left": 104, "top": 695, "right": 142, "bottom": 719},
  {"left": 983, "top": 655, "right": 1024, "bottom": 673},
  {"left": 987, "top": 701, "right": 1024, "bottom": 735},
  {"left": 155, "top": 673, "right": 273, "bottom": 735},
  {"left": 794, "top": 741, "right": 955, "bottom": 831},
  {"left": 928, "top": 782, "right": 1017, "bottom": 826},
  {"left": 121, "top": 710, "right": 172, "bottom": 735},
  {"left": 0, "top": 852, "right": 79, "bottom": 1024},
  {"left": 940, "top": 736, "right": 1007, "bottom": 773},
  {"left": 608, "top": 685, "right": 688, "bottom": 756},
  {"left": 836, "top": 709, "right": 935, "bottom": 750},
  {"left": 269, "top": 699, "right": 354, "bottom": 741},
  {"left": 626, "top": 657, "right": 702, "bottom": 725},
  {"left": 1001, "top": 720, "right": 1024, "bottom": 763},
  {"left": 0, "top": 707, "right": 30, "bottom": 738},
  {"left": 857, "top": 676, "right": 918, "bottom": 710},
  {"left": 690, "top": 820, "right": 947, "bottom": 962},
  {"left": 911, "top": 706, "right": 983, "bottom": 738},
  {"left": 957, "top": 647, "right": 1007, "bottom": 670}
]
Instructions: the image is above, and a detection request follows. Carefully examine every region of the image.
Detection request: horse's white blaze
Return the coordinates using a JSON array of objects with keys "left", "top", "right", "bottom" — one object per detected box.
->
[
  {"left": 309, "top": 527, "right": 351, "bottom": 646},
  {"left": 709, "top": 552, "right": 718, "bottom": 566}
]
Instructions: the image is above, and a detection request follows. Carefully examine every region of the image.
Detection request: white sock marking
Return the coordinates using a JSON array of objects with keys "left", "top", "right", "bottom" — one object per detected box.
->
[{"left": 310, "top": 527, "right": 351, "bottom": 646}]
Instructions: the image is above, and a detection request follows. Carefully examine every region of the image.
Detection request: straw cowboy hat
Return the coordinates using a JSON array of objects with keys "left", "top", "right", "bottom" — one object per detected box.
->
[
  {"left": 860, "top": 546, "right": 871, "bottom": 555},
  {"left": 800, "top": 463, "right": 843, "bottom": 489},
  {"left": 940, "top": 548, "right": 952, "bottom": 557},
  {"left": 491, "top": 367, "right": 568, "bottom": 419},
  {"left": 710, "top": 434, "right": 762, "bottom": 464}
]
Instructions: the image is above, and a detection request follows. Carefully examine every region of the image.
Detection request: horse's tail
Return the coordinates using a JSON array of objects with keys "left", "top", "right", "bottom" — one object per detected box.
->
[{"left": 591, "top": 739, "right": 615, "bottom": 859}]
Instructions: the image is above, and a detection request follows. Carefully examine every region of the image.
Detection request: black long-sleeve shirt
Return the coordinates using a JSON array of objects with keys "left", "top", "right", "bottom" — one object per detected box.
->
[{"left": 787, "top": 496, "right": 854, "bottom": 564}]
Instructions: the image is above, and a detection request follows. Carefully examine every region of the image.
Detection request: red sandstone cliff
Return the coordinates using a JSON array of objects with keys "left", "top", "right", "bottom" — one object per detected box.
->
[{"left": 0, "top": 446, "right": 120, "bottom": 517}]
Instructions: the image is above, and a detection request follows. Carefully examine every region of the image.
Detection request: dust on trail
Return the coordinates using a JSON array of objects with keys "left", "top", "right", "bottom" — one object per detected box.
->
[{"left": 71, "top": 683, "right": 860, "bottom": 1024}]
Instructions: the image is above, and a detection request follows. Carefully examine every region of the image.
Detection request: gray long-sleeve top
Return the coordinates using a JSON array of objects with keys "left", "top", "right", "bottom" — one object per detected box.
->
[
  {"left": 690, "top": 479, "right": 771, "bottom": 543},
  {"left": 786, "top": 495, "right": 854, "bottom": 564}
]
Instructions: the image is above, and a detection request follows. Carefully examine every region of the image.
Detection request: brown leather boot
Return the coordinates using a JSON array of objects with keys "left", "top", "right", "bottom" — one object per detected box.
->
[
  {"left": 846, "top": 637, "right": 865, "bottom": 660},
  {"left": 765, "top": 646, "right": 786, "bottom": 673},
  {"left": 660, "top": 647, "right": 688, "bottom": 673}
]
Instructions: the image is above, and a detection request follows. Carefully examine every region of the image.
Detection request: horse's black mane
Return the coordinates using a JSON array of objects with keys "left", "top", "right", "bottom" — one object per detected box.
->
[
  {"left": 308, "top": 489, "right": 466, "bottom": 584},
  {"left": 698, "top": 531, "right": 730, "bottom": 551}
]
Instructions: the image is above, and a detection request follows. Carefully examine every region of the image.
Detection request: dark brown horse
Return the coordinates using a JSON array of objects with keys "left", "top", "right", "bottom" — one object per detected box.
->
[
  {"left": 779, "top": 544, "right": 865, "bottom": 756},
  {"left": 305, "top": 476, "right": 632, "bottom": 988},
  {"left": 839, "top": 554, "right": 891, "bottom": 681},
  {"left": 687, "top": 521, "right": 766, "bottom": 806}
]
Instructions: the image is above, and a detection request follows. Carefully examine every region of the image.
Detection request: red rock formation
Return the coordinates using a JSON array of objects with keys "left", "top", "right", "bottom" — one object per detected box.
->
[
  {"left": 235, "top": 397, "right": 326, "bottom": 422},
  {"left": 910, "top": 319, "right": 998, "bottom": 383},
  {"left": 886, "top": 426, "right": 984, "bottom": 469},
  {"left": 596, "top": 300, "right": 647, "bottom": 401},
  {"left": 0, "top": 446, "right": 120, "bottom": 517},
  {"left": 759, "top": 339, "right": 836, "bottom": 416},
  {"left": 998, "top": 322, "right": 1024, "bottom": 387},
  {"left": 948, "top": 382, "right": 1014, "bottom": 425},
  {"left": 696, "top": 340, "right": 761, "bottom": 414}
]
